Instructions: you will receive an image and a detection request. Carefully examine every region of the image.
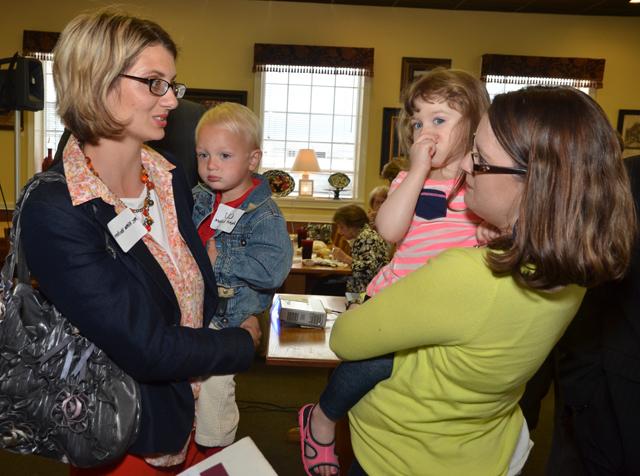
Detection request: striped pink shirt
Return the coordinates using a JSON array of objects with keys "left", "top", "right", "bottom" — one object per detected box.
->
[{"left": 366, "top": 171, "right": 480, "bottom": 296}]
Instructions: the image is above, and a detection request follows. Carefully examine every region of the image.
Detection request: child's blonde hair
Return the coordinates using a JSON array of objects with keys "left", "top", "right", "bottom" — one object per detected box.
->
[
  {"left": 195, "top": 102, "right": 262, "bottom": 150},
  {"left": 397, "top": 69, "right": 490, "bottom": 160}
]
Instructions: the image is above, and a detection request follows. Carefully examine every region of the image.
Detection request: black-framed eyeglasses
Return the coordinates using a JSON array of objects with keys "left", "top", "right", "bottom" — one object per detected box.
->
[
  {"left": 119, "top": 74, "right": 186, "bottom": 99},
  {"left": 470, "top": 151, "right": 527, "bottom": 176}
]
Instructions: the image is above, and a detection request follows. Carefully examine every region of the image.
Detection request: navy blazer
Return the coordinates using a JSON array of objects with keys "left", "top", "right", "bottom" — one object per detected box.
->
[{"left": 20, "top": 157, "right": 255, "bottom": 455}]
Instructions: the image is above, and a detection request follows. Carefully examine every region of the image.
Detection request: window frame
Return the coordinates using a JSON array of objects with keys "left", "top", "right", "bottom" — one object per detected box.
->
[{"left": 254, "top": 70, "right": 369, "bottom": 217}]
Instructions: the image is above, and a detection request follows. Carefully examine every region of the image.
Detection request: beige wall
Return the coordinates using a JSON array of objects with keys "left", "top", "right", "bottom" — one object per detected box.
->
[{"left": 1, "top": 0, "right": 639, "bottom": 213}]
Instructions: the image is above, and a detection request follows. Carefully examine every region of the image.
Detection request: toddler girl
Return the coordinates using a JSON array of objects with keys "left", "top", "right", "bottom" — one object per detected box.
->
[{"left": 299, "top": 69, "right": 490, "bottom": 476}]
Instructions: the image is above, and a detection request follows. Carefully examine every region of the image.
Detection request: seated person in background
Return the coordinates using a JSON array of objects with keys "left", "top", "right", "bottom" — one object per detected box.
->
[
  {"left": 366, "top": 185, "right": 389, "bottom": 227},
  {"left": 380, "top": 156, "right": 408, "bottom": 184},
  {"left": 331, "top": 205, "right": 389, "bottom": 294},
  {"left": 191, "top": 102, "right": 293, "bottom": 451}
]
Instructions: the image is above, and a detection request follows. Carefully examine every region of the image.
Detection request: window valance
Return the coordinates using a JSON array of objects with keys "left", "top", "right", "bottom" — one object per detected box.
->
[
  {"left": 253, "top": 43, "right": 374, "bottom": 77},
  {"left": 23, "top": 30, "right": 60, "bottom": 55},
  {"left": 481, "top": 54, "right": 605, "bottom": 89}
]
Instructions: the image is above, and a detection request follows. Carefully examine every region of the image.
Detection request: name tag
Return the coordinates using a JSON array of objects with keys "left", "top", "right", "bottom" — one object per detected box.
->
[
  {"left": 211, "top": 203, "right": 245, "bottom": 233},
  {"left": 107, "top": 208, "right": 147, "bottom": 252}
]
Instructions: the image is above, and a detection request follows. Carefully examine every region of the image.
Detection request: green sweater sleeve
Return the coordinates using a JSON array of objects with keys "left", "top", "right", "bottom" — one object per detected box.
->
[{"left": 330, "top": 248, "right": 491, "bottom": 360}]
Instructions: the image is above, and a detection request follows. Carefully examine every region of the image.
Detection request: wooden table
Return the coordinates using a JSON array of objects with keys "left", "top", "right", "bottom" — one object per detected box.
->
[
  {"left": 280, "top": 261, "right": 351, "bottom": 294},
  {"left": 266, "top": 294, "right": 345, "bottom": 367},
  {"left": 266, "top": 293, "right": 354, "bottom": 470}
]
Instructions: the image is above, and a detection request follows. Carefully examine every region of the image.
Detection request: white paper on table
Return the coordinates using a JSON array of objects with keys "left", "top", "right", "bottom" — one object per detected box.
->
[{"left": 177, "top": 436, "right": 277, "bottom": 476}]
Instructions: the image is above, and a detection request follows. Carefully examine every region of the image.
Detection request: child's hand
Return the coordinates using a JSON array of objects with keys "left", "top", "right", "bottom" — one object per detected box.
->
[
  {"left": 409, "top": 134, "right": 436, "bottom": 174},
  {"left": 206, "top": 238, "right": 218, "bottom": 265},
  {"left": 476, "top": 221, "right": 501, "bottom": 245},
  {"left": 240, "top": 315, "right": 262, "bottom": 349}
]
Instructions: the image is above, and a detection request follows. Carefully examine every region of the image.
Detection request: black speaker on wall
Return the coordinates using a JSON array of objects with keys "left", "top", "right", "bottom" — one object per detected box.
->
[{"left": 0, "top": 53, "right": 44, "bottom": 112}]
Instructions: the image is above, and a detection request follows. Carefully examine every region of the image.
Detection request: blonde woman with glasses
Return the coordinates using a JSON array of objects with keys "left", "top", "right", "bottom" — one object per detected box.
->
[{"left": 20, "top": 8, "right": 259, "bottom": 475}]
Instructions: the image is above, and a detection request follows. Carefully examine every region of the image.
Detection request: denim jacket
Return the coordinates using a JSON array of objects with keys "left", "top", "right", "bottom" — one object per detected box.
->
[{"left": 192, "top": 174, "right": 292, "bottom": 328}]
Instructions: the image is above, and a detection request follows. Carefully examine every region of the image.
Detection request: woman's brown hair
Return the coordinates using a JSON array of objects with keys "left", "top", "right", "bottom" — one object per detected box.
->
[
  {"left": 53, "top": 8, "right": 178, "bottom": 145},
  {"left": 333, "top": 205, "right": 369, "bottom": 230},
  {"left": 486, "top": 86, "right": 637, "bottom": 290}
]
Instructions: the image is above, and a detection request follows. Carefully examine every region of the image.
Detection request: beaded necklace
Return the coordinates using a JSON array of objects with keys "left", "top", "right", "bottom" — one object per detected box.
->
[{"left": 85, "top": 156, "right": 155, "bottom": 231}]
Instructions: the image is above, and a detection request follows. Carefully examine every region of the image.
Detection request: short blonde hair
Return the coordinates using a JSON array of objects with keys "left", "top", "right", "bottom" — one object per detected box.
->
[
  {"left": 53, "top": 8, "right": 177, "bottom": 145},
  {"left": 195, "top": 102, "right": 262, "bottom": 150}
]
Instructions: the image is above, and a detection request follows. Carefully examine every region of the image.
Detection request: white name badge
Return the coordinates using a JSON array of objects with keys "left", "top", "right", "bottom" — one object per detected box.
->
[
  {"left": 211, "top": 203, "right": 245, "bottom": 233},
  {"left": 107, "top": 208, "right": 148, "bottom": 252}
]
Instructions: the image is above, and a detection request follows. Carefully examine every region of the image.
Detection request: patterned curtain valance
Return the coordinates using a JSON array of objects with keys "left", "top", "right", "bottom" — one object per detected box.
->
[
  {"left": 481, "top": 54, "right": 605, "bottom": 89},
  {"left": 23, "top": 30, "right": 60, "bottom": 54},
  {"left": 253, "top": 43, "right": 374, "bottom": 77}
]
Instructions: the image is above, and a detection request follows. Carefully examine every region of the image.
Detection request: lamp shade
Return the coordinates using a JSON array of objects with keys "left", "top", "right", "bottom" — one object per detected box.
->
[{"left": 291, "top": 149, "right": 321, "bottom": 173}]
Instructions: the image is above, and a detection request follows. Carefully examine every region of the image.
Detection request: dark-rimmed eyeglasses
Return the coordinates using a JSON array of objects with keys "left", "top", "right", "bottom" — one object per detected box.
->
[
  {"left": 119, "top": 74, "right": 186, "bottom": 99},
  {"left": 470, "top": 151, "right": 527, "bottom": 176}
]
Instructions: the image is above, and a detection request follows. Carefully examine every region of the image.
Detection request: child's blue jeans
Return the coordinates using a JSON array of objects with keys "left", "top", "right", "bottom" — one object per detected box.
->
[{"left": 318, "top": 354, "right": 394, "bottom": 422}]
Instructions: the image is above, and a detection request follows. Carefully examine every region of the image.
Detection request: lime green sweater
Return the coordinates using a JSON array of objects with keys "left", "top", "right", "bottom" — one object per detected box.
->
[{"left": 330, "top": 248, "right": 585, "bottom": 476}]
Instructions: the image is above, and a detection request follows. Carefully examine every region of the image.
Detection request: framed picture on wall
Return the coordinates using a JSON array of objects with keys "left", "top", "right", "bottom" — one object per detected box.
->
[
  {"left": 400, "top": 57, "right": 452, "bottom": 100},
  {"left": 380, "top": 107, "right": 401, "bottom": 173},
  {"left": 183, "top": 88, "right": 248, "bottom": 109},
  {"left": 617, "top": 109, "right": 640, "bottom": 153}
]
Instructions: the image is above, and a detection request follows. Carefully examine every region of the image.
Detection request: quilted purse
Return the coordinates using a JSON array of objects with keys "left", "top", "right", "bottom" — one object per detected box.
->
[{"left": 0, "top": 171, "right": 140, "bottom": 467}]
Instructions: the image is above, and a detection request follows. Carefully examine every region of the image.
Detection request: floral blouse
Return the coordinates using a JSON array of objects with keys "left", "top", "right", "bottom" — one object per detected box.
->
[
  {"left": 63, "top": 136, "right": 204, "bottom": 467},
  {"left": 348, "top": 224, "right": 389, "bottom": 294}
]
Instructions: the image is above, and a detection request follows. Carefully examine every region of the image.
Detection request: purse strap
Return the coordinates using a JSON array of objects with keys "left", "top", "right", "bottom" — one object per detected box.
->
[{"left": 1, "top": 170, "right": 67, "bottom": 288}]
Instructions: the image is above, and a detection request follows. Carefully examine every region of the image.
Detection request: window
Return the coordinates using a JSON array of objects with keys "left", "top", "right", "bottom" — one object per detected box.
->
[
  {"left": 253, "top": 44, "right": 374, "bottom": 201},
  {"left": 33, "top": 52, "right": 65, "bottom": 168},
  {"left": 258, "top": 66, "right": 365, "bottom": 199},
  {"left": 481, "top": 54, "right": 605, "bottom": 101},
  {"left": 485, "top": 75, "right": 593, "bottom": 101}
]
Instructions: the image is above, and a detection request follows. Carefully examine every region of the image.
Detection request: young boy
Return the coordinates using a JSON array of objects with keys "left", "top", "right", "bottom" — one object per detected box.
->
[{"left": 192, "top": 102, "right": 293, "bottom": 449}]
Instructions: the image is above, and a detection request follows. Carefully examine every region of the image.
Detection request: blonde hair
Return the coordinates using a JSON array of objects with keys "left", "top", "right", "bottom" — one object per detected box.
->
[
  {"left": 397, "top": 69, "right": 489, "bottom": 159},
  {"left": 53, "top": 7, "right": 177, "bottom": 145},
  {"left": 195, "top": 102, "right": 262, "bottom": 150},
  {"left": 368, "top": 185, "right": 389, "bottom": 208}
]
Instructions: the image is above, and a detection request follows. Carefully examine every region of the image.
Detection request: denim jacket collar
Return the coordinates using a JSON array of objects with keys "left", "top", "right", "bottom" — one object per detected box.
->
[{"left": 193, "top": 173, "right": 271, "bottom": 213}]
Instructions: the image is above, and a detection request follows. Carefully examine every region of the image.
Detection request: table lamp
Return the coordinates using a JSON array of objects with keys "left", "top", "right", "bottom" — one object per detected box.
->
[{"left": 292, "top": 149, "right": 321, "bottom": 196}]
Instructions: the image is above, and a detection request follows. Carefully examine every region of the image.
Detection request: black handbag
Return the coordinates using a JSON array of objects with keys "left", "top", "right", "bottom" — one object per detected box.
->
[{"left": 0, "top": 171, "right": 140, "bottom": 467}]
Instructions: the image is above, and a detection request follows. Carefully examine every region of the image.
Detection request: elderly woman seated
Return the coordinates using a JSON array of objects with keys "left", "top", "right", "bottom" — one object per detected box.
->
[{"left": 313, "top": 205, "right": 388, "bottom": 297}]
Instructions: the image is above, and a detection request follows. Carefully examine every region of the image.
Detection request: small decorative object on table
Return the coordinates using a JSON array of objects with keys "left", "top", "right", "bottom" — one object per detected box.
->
[
  {"left": 263, "top": 170, "right": 295, "bottom": 197},
  {"left": 328, "top": 172, "right": 350, "bottom": 200}
]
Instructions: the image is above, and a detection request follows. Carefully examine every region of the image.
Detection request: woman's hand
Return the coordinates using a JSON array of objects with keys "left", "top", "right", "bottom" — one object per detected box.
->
[
  {"left": 240, "top": 315, "right": 262, "bottom": 349},
  {"left": 206, "top": 238, "right": 218, "bottom": 265},
  {"left": 332, "top": 247, "right": 352, "bottom": 265}
]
